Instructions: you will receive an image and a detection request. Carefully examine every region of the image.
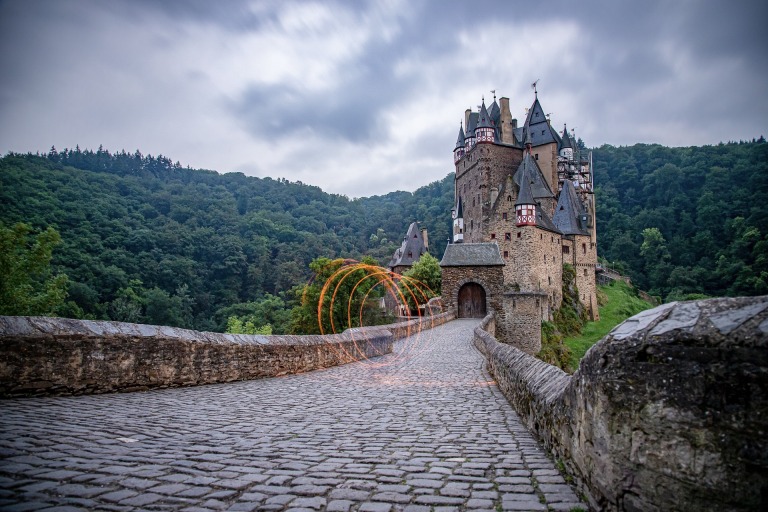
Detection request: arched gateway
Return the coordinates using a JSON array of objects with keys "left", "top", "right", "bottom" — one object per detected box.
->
[{"left": 457, "top": 282, "right": 486, "bottom": 318}]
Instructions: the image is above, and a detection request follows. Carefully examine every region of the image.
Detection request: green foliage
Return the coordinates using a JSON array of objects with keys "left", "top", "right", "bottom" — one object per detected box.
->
[
  {"left": 225, "top": 316, "right": 272, "bottom": 335},
  {"left": 0, "top": 223, "right": 69, "bottom": 316},
  {"left": 564, "top": 280, "right": 653, "bottom": 370},
  {"left": 594, "top": 141, "right": 768, "bottom": 300},
  {"left": 214, "top": 294, "right": 291, "bottom": 334},
  {"left": 399, "top": 253, "right": 441, "bottom": 314},
  {"left": 289, "top": 256, "right": 389, "bottom": 335},
  {"left": 0, "top": 150, "right": 452, "bottom": 330},
  {"left": 538, "top": 321, "right": 572, "bottom": 371},
  {"left": 554, "top": 264, "right": 588, "bottom": 337},
  {"left": 538, "top": 264, "right": 582, "bottom": 370}
]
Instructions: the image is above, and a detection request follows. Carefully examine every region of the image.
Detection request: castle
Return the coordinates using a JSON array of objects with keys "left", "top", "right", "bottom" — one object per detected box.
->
[{"left": 438, "top": 90, "right": 599, "bottom": 353}]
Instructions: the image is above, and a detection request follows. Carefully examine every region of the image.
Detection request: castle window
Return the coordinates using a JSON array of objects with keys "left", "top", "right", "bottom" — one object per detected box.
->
[
  {"left": 505, "top": 233, "right": 511, "bottom": 241},
  {"left": 507, "top": 195, "right": 512, "bottom": 203},
  {"left": 540, "top": 234, "right": 543, "bottom": 240},
  {"left": 549, "top": 277, "right": 551, "bottom": 285},
  {"left": 535, "top": 153, "right": 538, "bottom": 160},
  {"left": 563, "top": 246, "right": 570, "bottom": 254},
  {"left": 408, "top": 251, "right": 412, "bottom": 258},
  {"left": 582, "top": 243, "right": 587, "bottom": 254},
  {"left": 584, "top": 269, "right": 588, "bottom": 277},
  {"left": 517, "top": 232, "right": 521, "bottom": 239},
  {"left": 502, "top": 212, "right": 508, "bottom": 220},
  {"left": 504, "top": 250, "right": 509, "bottom": 258},
  {"left": 491, "top": 233, "right": 496, "bottom": 240}
]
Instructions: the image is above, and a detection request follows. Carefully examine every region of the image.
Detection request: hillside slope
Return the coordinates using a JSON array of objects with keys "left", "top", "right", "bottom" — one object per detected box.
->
[{"left": 0, "top": 149, "right": 452, "bottom": 330}]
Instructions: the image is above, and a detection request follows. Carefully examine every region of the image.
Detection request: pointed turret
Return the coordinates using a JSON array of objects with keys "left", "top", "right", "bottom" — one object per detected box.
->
[
  {"left": 561, "top": 125, "right": 572, "bottom": 148},
  {"left": 465, "top": 111, "right": 478, "bottom": 150},
  {"left": 515, "top": 163, "right": 537, "bottom": 227},
  {"left": 454, "top": 123, "right": 466, "bottom": 163},
  {"left": 560, "top": 124, "right": 574, "bottom": 159},
  {"left": 476, "top": 100, "right": 495, "bottom": 143}
]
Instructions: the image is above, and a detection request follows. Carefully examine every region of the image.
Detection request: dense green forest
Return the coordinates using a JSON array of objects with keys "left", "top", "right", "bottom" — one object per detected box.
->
[
  {"left": 1, "top": 140, "right": 765, "bottom": 331},
  {"left": 0, "top": 148, "right": 452, "bottom": 331},
  {"left": 593, "top": 141, "right": 768, "bottom": 299}
]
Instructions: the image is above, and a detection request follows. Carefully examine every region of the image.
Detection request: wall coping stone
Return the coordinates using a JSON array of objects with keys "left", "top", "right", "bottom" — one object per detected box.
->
[{"left": 0, "top": 310, "right": 455, "bottom": 397}]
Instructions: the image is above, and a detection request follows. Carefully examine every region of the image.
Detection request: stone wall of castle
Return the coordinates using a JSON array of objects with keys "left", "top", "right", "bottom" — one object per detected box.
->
[
  {"left": 499, "top": 292, "right": 545, "bottom": 354},
  {"left": 531, "top": 142, "right": 559, "bottom": 196},
  {"left": 0, "top": 313, "right": 454, "bottom": 397},
  {"left": 455, "top": 144, "right": 522, "bottom": 244},
  {"left": 505, "top": 225, "right": 563, "bottom": 319},
  {"left": 440, "top": 266, "right": 504, "bottom": 317},
  {"left": 564, "top": 234, "right": 599, "bottom": 320},
  {"left": 474, "top": 296, "right": 768, "bottom": 512}
]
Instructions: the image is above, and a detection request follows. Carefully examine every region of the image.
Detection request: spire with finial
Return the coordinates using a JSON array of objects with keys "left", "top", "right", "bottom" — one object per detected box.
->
[
  {"left": 476, "top": 97, "right": 495, "bottom": 143},
  {"left": 454, "top": 121, "right": 466, "bottom": 163}
]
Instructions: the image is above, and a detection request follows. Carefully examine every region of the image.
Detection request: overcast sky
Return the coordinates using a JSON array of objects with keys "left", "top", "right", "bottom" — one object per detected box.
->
[{"left": 1, "top": 0, "right": 766, "bottom": 197}]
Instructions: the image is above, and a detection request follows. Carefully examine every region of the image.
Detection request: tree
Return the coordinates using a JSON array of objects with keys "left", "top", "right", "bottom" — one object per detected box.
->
[
  {"left": 0, "top": 223, "right": 68, "bottom": 316},
  {"left": 289, "top": 256, "right": 387, "bottom": 335},
  {"left": 225, "top": 316, "right": 272, "bottom": 335},
  {"left": 399, "top": 253, "right": 441, "bottom": 314}
]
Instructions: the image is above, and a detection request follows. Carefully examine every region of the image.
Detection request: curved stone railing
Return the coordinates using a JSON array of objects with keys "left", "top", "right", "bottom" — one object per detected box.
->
[
  {"left": 0, "top": 311, "right": 454, "bottom": 397},
  {"left": 474, "top": 297, "right": 768, "bottom": 512}
]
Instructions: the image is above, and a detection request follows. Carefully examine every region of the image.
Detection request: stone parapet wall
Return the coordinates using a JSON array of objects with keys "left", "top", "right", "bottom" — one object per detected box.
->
[
  {"left": 0, "top": 312, "right": 454, "bottom": 397},
  {"left": 474, "top": 296, "right": 768, "bottom": 511}
]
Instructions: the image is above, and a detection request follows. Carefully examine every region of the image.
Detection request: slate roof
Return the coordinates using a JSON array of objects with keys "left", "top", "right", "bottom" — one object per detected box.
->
[
  {"left": 477, "top": 101, "right": 494, "bottom": 129},
  {"left": 388, "top": 222, "right": 427, "bottom": 269},
  {"left": 455, "top": 124, "right": 466, "bottom": 150},
  {"left": 515, "top": 162, "right": 536, "bottom": 206},
  {"left": 455, "top": 196, "right": 463, "bottom": 218},
  {"left": 513, "top": 153, "right": 555, "bottom": 201},
  {"left": 523, "top": 97, "right": 561, "bottom": 147},
  {"left": 489, "top": 100, "right": 501, "bottom": 127},
  {"left": 440, "top": 243, "right": 505, "bottom": 267},
  {"left": 560, "top": 124, "right": 572, "bottom": 149},
  {"left": 536, "top": 205, "right": 562, "bottom": 234},
  {"left": 553, "top": 180, "right": 590, "bottom": 236},
  {"left": 466, "top": 111, "right": 479, "bottom": 137}
]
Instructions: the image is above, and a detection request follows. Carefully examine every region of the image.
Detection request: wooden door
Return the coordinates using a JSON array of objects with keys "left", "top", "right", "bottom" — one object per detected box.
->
[{"left": 458, "top": 283, "right": 486, "bottom": 318}]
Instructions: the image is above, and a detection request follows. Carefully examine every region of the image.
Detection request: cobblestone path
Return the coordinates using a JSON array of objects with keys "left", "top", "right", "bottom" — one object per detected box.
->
[{"left": 0, "top": 319, "right": 585, "bottom": 512}]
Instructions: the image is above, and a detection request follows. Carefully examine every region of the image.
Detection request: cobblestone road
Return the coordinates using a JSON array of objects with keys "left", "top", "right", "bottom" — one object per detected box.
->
[{"left": 0, "top": 319, "right": 585, "bottom": 512}]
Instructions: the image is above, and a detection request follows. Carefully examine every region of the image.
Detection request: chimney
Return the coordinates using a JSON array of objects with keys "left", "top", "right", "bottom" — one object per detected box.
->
[
  {"left": 464, "top": 109, "right": 472, "bottom": 131},
  {"left": 499, "top": 97, "right": 514, "bottom": 144},
  {"left": 421, "top": 228, "right": 429, "bottom": 252}
]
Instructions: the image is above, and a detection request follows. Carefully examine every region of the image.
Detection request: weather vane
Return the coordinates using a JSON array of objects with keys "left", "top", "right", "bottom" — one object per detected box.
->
[{"left": 531, "top": 79, "right": 540, "bottom": 96}]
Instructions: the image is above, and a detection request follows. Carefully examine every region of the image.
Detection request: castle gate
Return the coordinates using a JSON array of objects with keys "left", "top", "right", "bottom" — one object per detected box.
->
[{"left": 457, "top": 282, "right": 486, "bottom": 318}]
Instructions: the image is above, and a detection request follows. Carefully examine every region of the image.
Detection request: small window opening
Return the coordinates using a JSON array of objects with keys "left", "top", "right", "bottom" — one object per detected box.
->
[{"left": 505, "top": 233, "right": 511, "bottom": 241}]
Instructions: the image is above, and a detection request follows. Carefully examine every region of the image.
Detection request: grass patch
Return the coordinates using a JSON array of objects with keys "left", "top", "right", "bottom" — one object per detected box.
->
[{"left": 564, "top": 280, "right": 653, "bottom": 371}]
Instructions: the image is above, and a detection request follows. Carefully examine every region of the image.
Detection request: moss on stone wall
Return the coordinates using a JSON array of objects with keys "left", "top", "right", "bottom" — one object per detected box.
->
[{"left": 537, "top": 264, "right": 588, "bottom": 370}]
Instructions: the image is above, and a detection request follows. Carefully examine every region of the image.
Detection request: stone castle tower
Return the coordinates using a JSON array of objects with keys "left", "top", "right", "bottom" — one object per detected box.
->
[{"left": 440, "top": 91, "right": 599, "bottom": 353}]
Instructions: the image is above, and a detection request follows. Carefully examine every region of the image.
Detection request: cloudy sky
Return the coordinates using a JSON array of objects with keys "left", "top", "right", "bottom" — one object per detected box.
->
[{"left": 1, "top": 0, "right": 766, "bottom": 197}]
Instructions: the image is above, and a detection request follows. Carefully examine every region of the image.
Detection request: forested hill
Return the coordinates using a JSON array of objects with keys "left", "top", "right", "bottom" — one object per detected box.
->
[
  {"left": 2, "top": 141, "right": 766, "bottom": 330},
  {"left": 0, "top": 148, "right": 452, "bottom": 331},
  {"left": 593, "top": 141, "right": 767, "bottom": 300}
]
